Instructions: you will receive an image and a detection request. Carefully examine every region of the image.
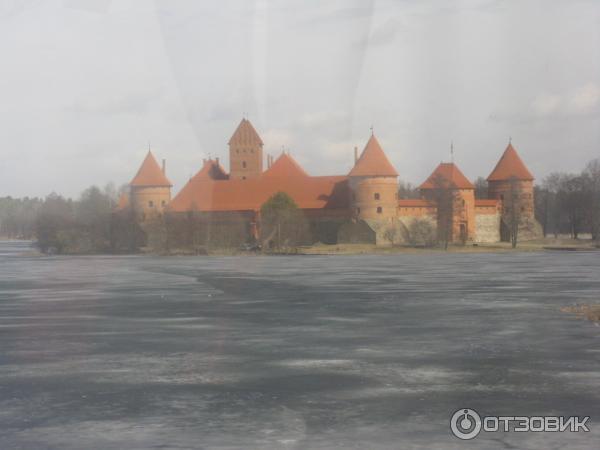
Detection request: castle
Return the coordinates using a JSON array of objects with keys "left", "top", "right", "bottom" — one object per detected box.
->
[{"left": 120, "top": 118, "right": 541, "bottom": 246}]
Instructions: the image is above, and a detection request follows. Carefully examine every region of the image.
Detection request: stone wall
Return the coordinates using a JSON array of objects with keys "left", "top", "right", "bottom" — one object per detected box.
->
[
  {"left": 337, "top": 219, "right": 377, "bottom": 244},
  {"left": 474, "top": 212, "right": 501, "bottom": 243}
]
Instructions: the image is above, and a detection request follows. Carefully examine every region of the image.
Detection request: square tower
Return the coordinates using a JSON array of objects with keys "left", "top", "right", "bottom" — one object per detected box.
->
[{"left": 228, "top": 118, "right": 264, "bottom": 180}]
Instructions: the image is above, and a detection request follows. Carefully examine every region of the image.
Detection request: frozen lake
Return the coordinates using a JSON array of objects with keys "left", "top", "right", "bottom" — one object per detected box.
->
[{"left": 0, "top": 241, "right": 598, "bottom": 449}]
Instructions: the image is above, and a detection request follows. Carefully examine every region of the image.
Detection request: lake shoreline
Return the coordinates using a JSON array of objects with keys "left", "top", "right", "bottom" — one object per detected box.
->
[{"left": 10, "top": 238, "right": 599, "bottom": 257}]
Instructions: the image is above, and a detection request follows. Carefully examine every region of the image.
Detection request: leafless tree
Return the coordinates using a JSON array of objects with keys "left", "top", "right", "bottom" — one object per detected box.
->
[
  {"left": 583, "top": 158, "right": 600, "bottom": 241},
  {"left": 473, "top": 176, "right": 488, "bottom": 199},
  {"left": 383, "top": 225, "right": 398, "bottom": 246},
  {"left": 407, "top": 218, "right": 436, "bottom": 247},
  {"left": 398, "top": 180, "right": 420, "bottom": 199},
  {"left": 503, "top": 176, "right": 523, "bottom": 248},
  {"left": 557, "top": 174, "right": 587, "bottom": 239},
  {"left": 427, "top": 174, "right": 455, "bottom": 250}
]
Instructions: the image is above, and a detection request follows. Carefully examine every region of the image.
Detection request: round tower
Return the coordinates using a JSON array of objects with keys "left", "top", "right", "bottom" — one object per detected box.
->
[
  {"left": 487, "top": 142, "right": 535, "bottom": 219},
  {"left": 348, "top": 134, "right": 398, "bottom": 220},
  {"left": 129, "top": 151, "right": 172, "bottom": 218}
]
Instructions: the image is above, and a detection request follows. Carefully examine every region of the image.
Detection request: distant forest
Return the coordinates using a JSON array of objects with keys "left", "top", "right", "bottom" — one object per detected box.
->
[{"left": 1, "top": 157, "right": 599, "bottom": 253}]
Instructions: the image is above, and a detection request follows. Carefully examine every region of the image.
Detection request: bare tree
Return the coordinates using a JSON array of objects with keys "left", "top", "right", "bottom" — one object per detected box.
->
[
  {"left": 504, "top": 176, "right": 523, "bottom": 248},
  {"left": 583, "top": 158, "right": 600, "bottom": 241},
  {"left": 398, "top": 180, "right": 420, "bottom": 199},
  {"left": 557, "top": 175, "right": 587, "bottom": 239},
  {"left": 534, "top": 185, "right": 550, "bottom": 237},
  {"left": 407, "top": 218, "right": 436, "bottom": 247},
  {"left": 427, "top": 174, "right": 455, "bottom": 250},
  {"left": 383, "top": 225, "right": 398, "bottom": 246},
  {"left": 473, "top": 177, "right": 488, "bottom": 199}
]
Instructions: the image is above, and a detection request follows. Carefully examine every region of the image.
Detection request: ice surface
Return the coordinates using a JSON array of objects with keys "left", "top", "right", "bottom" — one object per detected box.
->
[{"left": 0, "top": 241, "right": 598, "bottom": 449}]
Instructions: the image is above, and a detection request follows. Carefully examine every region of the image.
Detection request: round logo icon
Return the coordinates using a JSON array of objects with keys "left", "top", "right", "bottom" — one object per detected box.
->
[{"left": 450, "top": 408, "right": 482, "bottom": 440}]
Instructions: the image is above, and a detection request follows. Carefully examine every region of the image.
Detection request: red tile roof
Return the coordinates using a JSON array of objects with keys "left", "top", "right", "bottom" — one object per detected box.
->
[
  {"left": 168, "top": 176, "right": 349, "bottom": 212},
  {"left": 349, "top": 134, "right": 398, "bottom": 177},
  {"left": 475, "top": 199, "right": 499, "bottom": 207},
  {"left": 419, "top": 163, "right": 474, "bottom": 189},
  {"left": 228, "top": 118, "right": 264, "bottom": 146},
  {"left": 193, "top": 159, "right": 229, "bottom": 181},
  {"left": 263, "top": 152, "right": 308, "bottom": 178},
  {"left": 130, "top": 151, "right": 172, "bottom": 187},
  {"left": 487, "top": 143, "right": 534, "bottom": 181}
]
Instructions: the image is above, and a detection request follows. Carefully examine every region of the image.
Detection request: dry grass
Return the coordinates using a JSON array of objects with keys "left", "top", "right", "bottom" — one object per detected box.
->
[{"left": 560, "top": 304, "right": 600, "bottom": 323}]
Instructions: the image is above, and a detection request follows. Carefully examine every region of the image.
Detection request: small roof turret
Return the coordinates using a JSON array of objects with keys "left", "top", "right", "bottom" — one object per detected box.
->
[
  {"left": 130, "top": 151, "right": 172, "bottom": 187},
  {"left": 348, "top": 134, "right": 398, "bottom": 177}
]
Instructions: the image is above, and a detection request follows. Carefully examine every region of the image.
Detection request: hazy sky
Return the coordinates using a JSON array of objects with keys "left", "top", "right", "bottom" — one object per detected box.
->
[{"left": 1, "top": 0, "right": 599, "bottom": 198}]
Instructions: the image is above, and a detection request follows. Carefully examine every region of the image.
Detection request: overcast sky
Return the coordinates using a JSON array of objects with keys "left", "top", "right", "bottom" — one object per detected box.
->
[{"left": 1, "top": 0, "right": 599, "bottom": 198}]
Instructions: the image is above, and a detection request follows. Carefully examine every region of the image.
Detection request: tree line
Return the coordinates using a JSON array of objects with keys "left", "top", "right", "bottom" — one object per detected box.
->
[
  {"left": 535, "top": 158, "right": 600, "bottom": 240},
  {"left": 0, "top": 184, "right": 143, "bottom": 253}
]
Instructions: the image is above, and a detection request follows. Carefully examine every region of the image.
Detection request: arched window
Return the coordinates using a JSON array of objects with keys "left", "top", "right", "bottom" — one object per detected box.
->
[
  {"left": 148, "top": 200, "right": 154, "bottom": 207},
  {"left": 377, "top": 207, "right": 382, "bottom": 214}
]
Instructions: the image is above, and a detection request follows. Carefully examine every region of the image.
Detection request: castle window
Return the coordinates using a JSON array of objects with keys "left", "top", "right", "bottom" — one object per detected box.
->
[
  {"left": 242, "top": 161, "right": 247, "bottom": 168},
  {"left": 356, "top": 207, "right": 360, "bottom": 214},
  {"left": 377, "top": 207, "right": 382, "bottom": 214},
  {"left": 148, "top": 200, "right": 154, "bottom": 207},
  {"left": 374, "top": 193, "right": 380, "bottom": 200}
]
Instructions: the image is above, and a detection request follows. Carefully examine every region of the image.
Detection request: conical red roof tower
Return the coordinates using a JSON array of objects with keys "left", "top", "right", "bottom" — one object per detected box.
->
[
  {"left": 419, "top": 163, "right": 474, "bottom": 190},
  {"left": 130, "top": 151, "right": 172, "bottom": 187},
  {"left": 487, "top": 143, "right": 534, "bottom": 181},
  {"left": 349, "top": 134, "right": 398, "bottom": 177}
]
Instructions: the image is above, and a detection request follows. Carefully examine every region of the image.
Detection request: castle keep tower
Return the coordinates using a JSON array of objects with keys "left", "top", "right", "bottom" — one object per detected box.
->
[
  {"left": 419, "top": 162, "right": 475, "bottom": 242},
  {"left": 348, "top": 134, "right": 398, "bottom": 220},
  {"left": 487, "top": 142, "right": 535, "bottom": 219},
  {"left": 129, "top": 151, "right": 172, "bottom": 217},
  {"left": 228, "top": 118, "right": 263, "bottom": 180}
]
